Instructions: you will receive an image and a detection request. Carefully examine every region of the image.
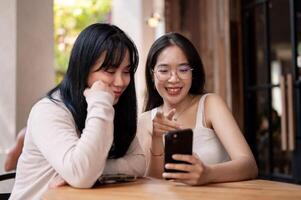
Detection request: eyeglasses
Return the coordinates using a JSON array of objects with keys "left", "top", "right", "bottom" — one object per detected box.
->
[{"left": 153, "top": 65, "right": 193, "bottom": 81}]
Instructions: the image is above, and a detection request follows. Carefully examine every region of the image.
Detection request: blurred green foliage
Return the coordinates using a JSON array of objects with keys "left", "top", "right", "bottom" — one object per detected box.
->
[{"left": 54, "top": 0, "right": 111, "bottom": 84}]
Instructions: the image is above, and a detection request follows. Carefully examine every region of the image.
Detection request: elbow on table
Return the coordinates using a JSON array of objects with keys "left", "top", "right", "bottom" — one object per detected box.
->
[
  {"left": 246, "top": 158, "right": 258, "bottom": 180},
  {"left": 236, "top": 156, "right": 258, "bottom": 180},
  {"left": 122, "top": 154, "right": 147, "bottom": 177},
  {"left": 67, "top": 176, "right": 96, "bottom": 189},
  {"left": 250, "top": 162, "right": 258, "bottom": 179},
  {"left": 64, "top": 168, "right": 101, "bottom": 188},
  {"left": 136, "top": 154, "right": 148, "bottom": 177}
]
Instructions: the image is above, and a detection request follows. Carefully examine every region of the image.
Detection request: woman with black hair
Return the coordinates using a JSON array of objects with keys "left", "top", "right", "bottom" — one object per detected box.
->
[
  {"left": 9, "top": 23, "right": 145, "bottom": 200},
  {"left": 138, "top": 32, "right": 257, "bottom": 185}
]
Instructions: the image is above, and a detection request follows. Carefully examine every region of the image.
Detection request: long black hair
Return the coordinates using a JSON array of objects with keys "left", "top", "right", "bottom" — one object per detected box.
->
[
  {"left": 48, "top": 23, "right": 139, "bottom": 158},
  {"left": 144, "top": 32, "right": 205, "bottom": 111}
]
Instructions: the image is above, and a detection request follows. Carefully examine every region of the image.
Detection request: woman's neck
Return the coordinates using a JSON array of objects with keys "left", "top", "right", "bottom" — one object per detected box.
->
[{"left": 162, "top": 94, "right": 195, "bottom": 118}]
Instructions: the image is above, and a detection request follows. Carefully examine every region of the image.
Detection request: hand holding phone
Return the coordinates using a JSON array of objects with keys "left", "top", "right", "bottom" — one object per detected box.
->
[
  {"left": 164, "top": 129, "right": 193, "bottom": 173},
  {"left": 163, "top": 129, "right": 211, "bottom": 185}
]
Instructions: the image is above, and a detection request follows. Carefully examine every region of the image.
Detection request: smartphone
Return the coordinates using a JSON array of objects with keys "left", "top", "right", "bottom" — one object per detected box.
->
[
  {"left": 164, "top": 128, "right": 193, "bottom": 173},
  {"left": 97, "top": 174, "right": 137, "bottom": 185}
]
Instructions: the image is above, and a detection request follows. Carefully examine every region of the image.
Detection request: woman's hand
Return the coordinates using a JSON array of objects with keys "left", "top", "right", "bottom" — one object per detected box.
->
[
  {"left": 84, "top": 80, "right": 114, "bottom": 97},
  {"left": 162, "top": 154, "right": 212, "bottom": 186},
  {"left": 152, "top": 109, "right": 181, "bottom": 137}
]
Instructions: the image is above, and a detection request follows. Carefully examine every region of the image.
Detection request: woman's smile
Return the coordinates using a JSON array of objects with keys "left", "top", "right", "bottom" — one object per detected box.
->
[
  {"left": 113, "top": 90, "right": 122, "bottom": 98},
  {"left": 165, "top": 86, "right": 182, "bottom": 96}
]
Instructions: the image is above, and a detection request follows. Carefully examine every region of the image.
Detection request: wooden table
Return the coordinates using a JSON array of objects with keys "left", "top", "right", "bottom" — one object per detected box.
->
[{"left": 43, "top": 178, "right": 301, "bottom": 200}]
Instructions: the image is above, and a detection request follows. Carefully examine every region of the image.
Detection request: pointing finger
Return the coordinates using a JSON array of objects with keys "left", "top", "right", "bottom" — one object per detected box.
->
[{"left": 166, "top": 108, "right": 176, "bottom": 120}]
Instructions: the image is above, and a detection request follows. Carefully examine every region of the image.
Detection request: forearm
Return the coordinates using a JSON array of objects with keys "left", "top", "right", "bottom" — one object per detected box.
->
[
  {"left": 103, "top": 154, "right": 146, "bottom": 176},
  {"left": 103, "top": 137, "right": 147, "bottom": 176},
  {"left": 31, "top": 92, "right": 115, "bottom": 188},
  {"left": 147, "top": 135, "right": 164, "bottom": 178},
  {"left": 56, "top": 92, "right": 114, "bottom": 187},
  {"left": 151, "top": 136, "right": 164, "bottom": 155},
  {"left": 207, "top": 157, "right": 258, "bottom": 183}
]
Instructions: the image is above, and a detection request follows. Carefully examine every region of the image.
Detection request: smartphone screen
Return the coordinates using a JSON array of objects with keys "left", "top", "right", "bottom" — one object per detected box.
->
[{"left": 164, "top": 129, "right": 193, "bottom": 173}]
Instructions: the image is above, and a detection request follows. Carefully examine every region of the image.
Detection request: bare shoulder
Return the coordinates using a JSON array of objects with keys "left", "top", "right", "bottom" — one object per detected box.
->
[
  {"left": 204, "top": 93, "right": 227, "bottom": 107},
  {"left": 204, "top": 94, "right": 230, "bottom": 126}
]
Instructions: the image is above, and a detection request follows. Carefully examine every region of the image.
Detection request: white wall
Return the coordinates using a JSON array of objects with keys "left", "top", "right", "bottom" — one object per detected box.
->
[
  {"left": 16, "top": 0, "right": 55, "bottom": 133},
  {"left": 0, "top": 0, "right": 55, "bottom": 151},
  {"left": 0, "top": 0, "right": 17, "bottom": 150},
  {"left": 112, "top": 0, "right": 156, "bottom": 113}
]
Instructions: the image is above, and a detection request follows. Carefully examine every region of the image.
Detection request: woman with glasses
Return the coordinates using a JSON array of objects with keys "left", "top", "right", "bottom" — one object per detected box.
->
[{"left": 137, "top": 32, "right": 258, "bottom": 185}]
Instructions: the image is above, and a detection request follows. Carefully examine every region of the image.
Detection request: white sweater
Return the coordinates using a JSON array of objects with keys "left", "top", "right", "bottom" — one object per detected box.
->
[{"left": 9, "top": 91, "right": 146, "bottom": 200}]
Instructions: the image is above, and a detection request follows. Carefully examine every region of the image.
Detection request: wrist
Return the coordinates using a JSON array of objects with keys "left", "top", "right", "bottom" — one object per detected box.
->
[
  {"left": 150, "top": 149, "right": 164, "bottom": 157},
  {"left": 86, "top": 90, "right": 114, "bottom": 105},
  {"left": 204, "top": 164, "right": 215, "bottom": 184},
  {"left": 151, "top": 137, "right": 164, "bottom": 156}
]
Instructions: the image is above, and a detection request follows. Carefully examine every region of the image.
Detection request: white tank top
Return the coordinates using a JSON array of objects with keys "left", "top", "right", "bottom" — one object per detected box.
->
[{"left": 151, "top": 94, "right": 230, "bottom": 164}]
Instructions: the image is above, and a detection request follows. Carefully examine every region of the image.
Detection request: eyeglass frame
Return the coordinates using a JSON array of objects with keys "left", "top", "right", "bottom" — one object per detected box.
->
[{"left": 152, "top": 64, "right": 194, "bottom": 81}]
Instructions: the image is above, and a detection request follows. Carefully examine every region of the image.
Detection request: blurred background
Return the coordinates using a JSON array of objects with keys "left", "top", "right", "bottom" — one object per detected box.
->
[{"left": 0, "top": 0, "right": 300, "bottom": 186}]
